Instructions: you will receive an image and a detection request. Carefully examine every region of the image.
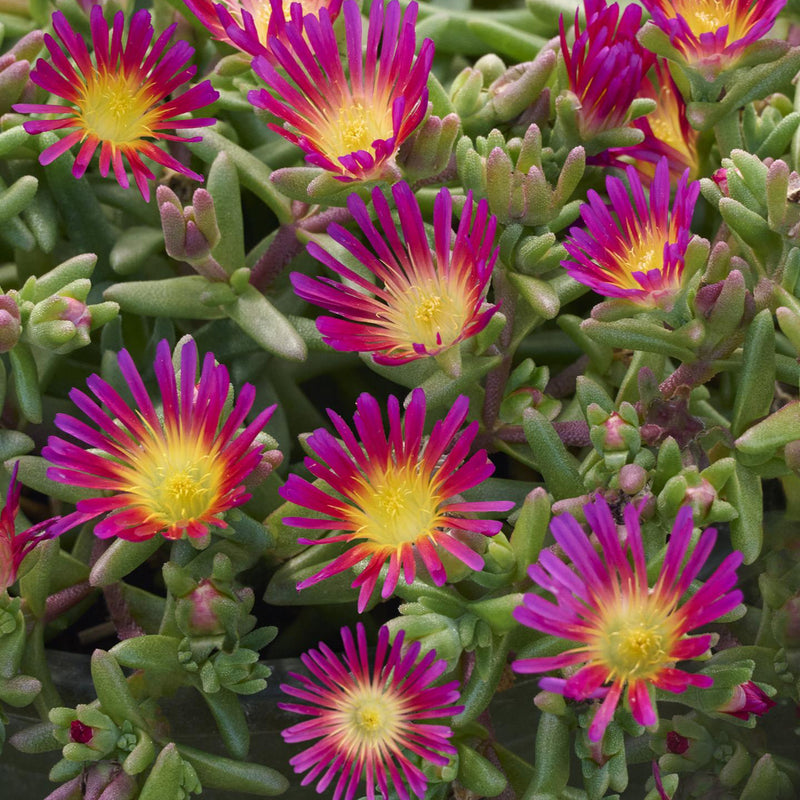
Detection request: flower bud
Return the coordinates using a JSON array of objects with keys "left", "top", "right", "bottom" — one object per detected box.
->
[
  {"left": 619, "top": 463, "right": 648, "bottom": 495},
  {"left": 0, "top": 293, "right": 21, "bottom": 352},
  {"left": 27, "top": 294, "right": 91, "bottom": 354},
  {"left": 717, "top": 681, "right": 776, "bottom": 720}
]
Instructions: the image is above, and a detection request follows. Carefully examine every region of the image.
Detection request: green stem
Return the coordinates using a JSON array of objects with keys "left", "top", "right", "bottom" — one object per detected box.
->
[{"left": 452, "top": 633, "right": 511, "bottom": 729}]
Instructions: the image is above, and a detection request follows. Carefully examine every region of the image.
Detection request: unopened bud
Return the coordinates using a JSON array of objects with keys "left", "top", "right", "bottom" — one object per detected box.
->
[
  {"left": 619, "top": 464, "right": 648, "bottom": 495},
  {"left": 0, "top": 294, "right": 21, "bottom": 352},
  {"left": 717, "top": 681, "right": 776, "bottom": 720},
  {"left": 28, "top": 295, "right": 91, "bottom": 354}
]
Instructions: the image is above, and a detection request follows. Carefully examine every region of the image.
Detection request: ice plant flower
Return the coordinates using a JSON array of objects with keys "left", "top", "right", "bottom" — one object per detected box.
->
[
  {"left": 561, "top": 156, "right": 700, "bottom": 305},
  {"left": 280, "top": 389, "right": 514, "bottom": 612},
  {"left": 281, "top": 623, "right": 462, "bottom": 800},
  {"left": 560, "top": 0, "right": 654, "bottom": 137},
  {"left": 0, "top": 463, "right": 64, "bottom": 593},
  {"left": 718, "top": 680, "right": 776, "bottom": 720},
  {"left": 594, "top": 59, "right": 700, "bottom": 182},
  {"left": 43, "top": 339, "right": 276, "bottom": 542},
  {"left": 248, "top": 0, "right": 434, "bottom": 181},
  {"left": 292, "top": 182, "right": 499, "bottom": 365},
  {"left": 512, "top": 497, "right": 743, "bottom": 742},
  {"left": 183, "top": 0, "right": 343, "bottom": 56},
  {"left": 14, "top": 7, "right": 219, "bottom": 201},
  {"left": 640, "top": 0, "right": 786, "bottom": 75}
]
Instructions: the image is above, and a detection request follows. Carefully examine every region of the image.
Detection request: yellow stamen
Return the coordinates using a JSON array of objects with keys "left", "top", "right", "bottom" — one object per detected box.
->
[
  {"left": 611, "top": 231, "right": 668, "bottom": 291},
  {"left": 317, "top": 101, "right": 394, "bottom": 160},
  {"left": 339, "top": 690, "right": 399, "bottom": 747},
  {"left": 78, "top": 71, "right": 155, "bottom": 144},
  {"left": 667, "top": 0, "right": 755, "bottom": 40}
]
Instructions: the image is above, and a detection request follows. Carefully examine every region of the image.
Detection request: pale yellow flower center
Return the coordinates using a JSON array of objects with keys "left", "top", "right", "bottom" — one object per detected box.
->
[
  {"left": 594, "top": 599, "right": 678, "bottom": 682},
  {"left": 348, "top": 465, "right": 442, "bottom": 547},
  {"left": 666, "top": 0, "right": 755, "bottom": 40},
  {"left": 78, "top": 71, "right": 154, "bottom": 144},
  {"left": 317, "top": 102, "right": 394, "bottom": 161}
]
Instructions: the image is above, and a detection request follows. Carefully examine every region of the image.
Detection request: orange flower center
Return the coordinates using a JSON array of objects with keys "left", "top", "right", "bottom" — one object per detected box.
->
[
  {"left": 593, "top": 597, "right": 678, "bottom": 682},
  {"left": 348, "top": 465, "right": 442, "bottom": 547},
  {"left": 78, "top": 71, "right": 155, "bottom": 144}
]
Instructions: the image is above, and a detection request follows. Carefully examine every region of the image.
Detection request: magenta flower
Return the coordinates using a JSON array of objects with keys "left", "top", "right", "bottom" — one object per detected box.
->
[
  {"left": 248, "top": 0, "right": 434, "bottom": 181},
  {"left": 561, "top": 156, "right": 700, "bottom": 306},
  {"left": 513, "top": 497, "right": 743, "bottom": 742},
  {"left": 0, "top": 463, "right": 65, "bottom": 593},
  {"left": 182, "top": 0, "right": 343, "bottom": 57},
  {"left": 560, "top": 0, "right": 654, "bottom": 137},
  {"left": 14, "top": 7, "right": 219, "bottom": 201},
  {"left": 43, "top": 339, "right": 276, "bottom": 542},
  {"left": 280, "top": 389, "right": 514, "bottom": 612},
  {"left": 640, "top": 0, "right": 786, "bottom": 75},
  {"left": 292, "top": 182, "right": 499, "bottom": 366},
  {"left": 718, "top": 680, "right": 776, "bottom": 720},
  {"left": 281, "top": 623, "right": 462, "bottom": 800}
]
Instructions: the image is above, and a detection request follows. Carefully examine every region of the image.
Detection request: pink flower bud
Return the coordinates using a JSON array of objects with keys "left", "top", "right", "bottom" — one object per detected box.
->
[{"left": 718, "top": 681, "right": 776, "bottom": 720}]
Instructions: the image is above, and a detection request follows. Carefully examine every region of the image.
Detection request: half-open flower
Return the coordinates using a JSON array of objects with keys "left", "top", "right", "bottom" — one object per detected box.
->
[
  {"left": 640, "top": 0, "right": 786, "bottom": 74},
  {"left": 513, "top": 497, "right": 743, "bottom": 742},
  {"left": 0, "top": 463, "right": 65, "bottom": 593},
  {"left": 293, "top": 182, "right": 499, "bottom": 365},
  {"left": 281, "top": 389, "right": 513, "bottom": 612},
  {"left": 43, "top": 339, "right": 276, "bottom": 542},
  {"left": 560, "top": 0, "right": 654, "bottom": 137},
  {"left": 14, "top": 7, "right": 219, "bottom": 201},
  {"left": 281, "top": 623, "right": 462, "bottom": 800},
  {"left": 248, "top": 0, "right": 434, "bottom": 181},
  {"left": 561, "top": 156, "right": 700, "bottom": 305},
  {"left": 183, "top": 0, "right": 342, "bottom": 57}
]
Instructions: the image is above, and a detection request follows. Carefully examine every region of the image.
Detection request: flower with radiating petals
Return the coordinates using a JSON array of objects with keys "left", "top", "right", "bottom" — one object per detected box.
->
[
  {"left": 43, "top": 339, "right": 276, "bottom": 542},
  {"left": 513, "top": 497, "right": 743, "bottom": 742},
  {"left": 14, "top": 7, "right": 219, "bottom": 201},
  {"left": 561, "top": 156, "right": 700, "bottom": 305},
  {"left": 292, "top": 182, "right": 499, "bottom": 366},
  {"left": 183, "top": 0, "right": 343, "bottom": 56},
  {"left": 281, "top": 389, "right": 513, "bottom": 612},
  {"left": 560, "top": 0, "right": 654, "bottom": 137},
  {"left": 248, "top": 0, "right": 434, "bottom": 181},
  {"left": 281, "top": 623, "right": 462, "bottom": 800},
  {"left": 640, "top": 0, "right": 786, "bottom": 74},
  {"left": 594, "top": 59, "right": 700, "bottom": 181},
  {"left": 0, "top": 463, "right": 65, "bottom": 593},
  {"left": 718, "top": 680, "right": 776, "bottom": 720}
]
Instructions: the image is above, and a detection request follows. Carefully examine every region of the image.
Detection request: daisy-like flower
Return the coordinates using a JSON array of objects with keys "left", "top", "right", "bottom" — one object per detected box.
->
[
  {"left": 183, "top": 0, "right": 343, "bottom": 57},
  {"left": 248, "top": 0, "right": 434, "bottom": 182},
  {"left": 13, "top": 7, "right": 219, "bottom": 201},
  {"left": 292, "top": 182, "right": 499, "bottom": 366},
  {"left": 43, "top": 339, "right": 276, "bottom": 542},
  {"left": 560, "top": 0, "right": 654, "bottom": 137},
  {"left": 281, "top": 389, "right": 514, "bottom": 612},
  {"left": 595, "top": 59, "right": 700, "bottom": 182},
  {"left": 640, "top": 0, "right": 786, "bottom": 75},
  {"left": 0, "top": 463, "right": 65, "bottom": 593},
  {"left": 561, "top": 156, "right": 700, "bottom": 305},
  {"left": 281, "top": 623, "right": 462, "bottom": 800},
  {"left": 513, "top": 497, "right": 743, "bottom": 743}
]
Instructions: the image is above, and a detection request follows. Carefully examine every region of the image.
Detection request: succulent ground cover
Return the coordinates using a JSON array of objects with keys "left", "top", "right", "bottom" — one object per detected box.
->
[{"left": 0, "top": 0, "right": 798, "bottom": 798}]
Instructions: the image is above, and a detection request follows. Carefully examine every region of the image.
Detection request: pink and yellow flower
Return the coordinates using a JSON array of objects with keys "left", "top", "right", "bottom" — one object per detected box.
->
[
  {"left": 183, "top": 0, "right": 342, "bottom": 57},
  {"left": 281, "top": 623, "right": 462, "bottom": 800},
  {"left": 640, "top": 0, "right": 786, "bottom": 74},
  {"left": 292, "top": 182, "right": 499, "bottom": 365},
  {"left": 513, "top": 498, "right": 743, "bottom": 742},
  {"left": 281, "top": 389, "right": 514, "bottom": 612},
  {"left": 43, "top": 339, "right": 276, "bottom": 542},
  {"left": 595, "top": 59, "right": 700, "bottom": 182},
  {"left": 561, "top": 156, "right": 700, "bottom": 305},
  {"left": 248, "top": 0, "right": 434, "bottom": 181},
  {"left": 14, "top": 7, "right": 219, "bottom": 201},
  {"left": 0, "top": 463, "right": 65, "bottom": 593},
  {"left": 560, "top": 0, "right": 654, "bottom": 137}
]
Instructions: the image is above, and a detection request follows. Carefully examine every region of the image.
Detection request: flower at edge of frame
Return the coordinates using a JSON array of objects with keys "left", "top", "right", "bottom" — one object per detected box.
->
[
  {"left": 247, "top": 0, "right": 434, "bottom": 182},
  {"left": 561, "top": 155, "right": 700, "bottom": 306},
  {"left": 280, "top": 623, "right": 463, "bottom": 800},
  {"left": 292, "top": 181, "right": 499, "bottom": 365},
  {"left": 43, "top": 339, "right": 276, "bottom": 542},
  {"left": 280, "top": 388, "right": 515, "bottom": 612},
  {"left": 512, "top": 497, "right": 743, "bottom": 742},
  {"left": 14, "top": 6, "right": 219, "bottom": 201}
]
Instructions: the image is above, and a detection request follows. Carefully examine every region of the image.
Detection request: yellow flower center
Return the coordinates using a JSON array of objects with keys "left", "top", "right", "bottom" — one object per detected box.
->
[
  {"left": 125, "top": 429, "right": 225, "bottom": 529},
  {"left": 594, "top": 599, "right": 678, "bottom": 682},
  {"left": 317, "top": 101, "right": 394, "bottom": 162},
  {"left": 612, "top": 230, "right": 668, "bottom": 291},
  {"left": 335, "top": 689, "right": 401, "bottom": 751},
  {"left": 78, "top": 71, "right": 155, "bottom": 144},
  {"left": 666, "top": 0, "right": 755, "bottom": 40},
  {"left": 349, "top": 465, "right": 443, "bottom": 548}
]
